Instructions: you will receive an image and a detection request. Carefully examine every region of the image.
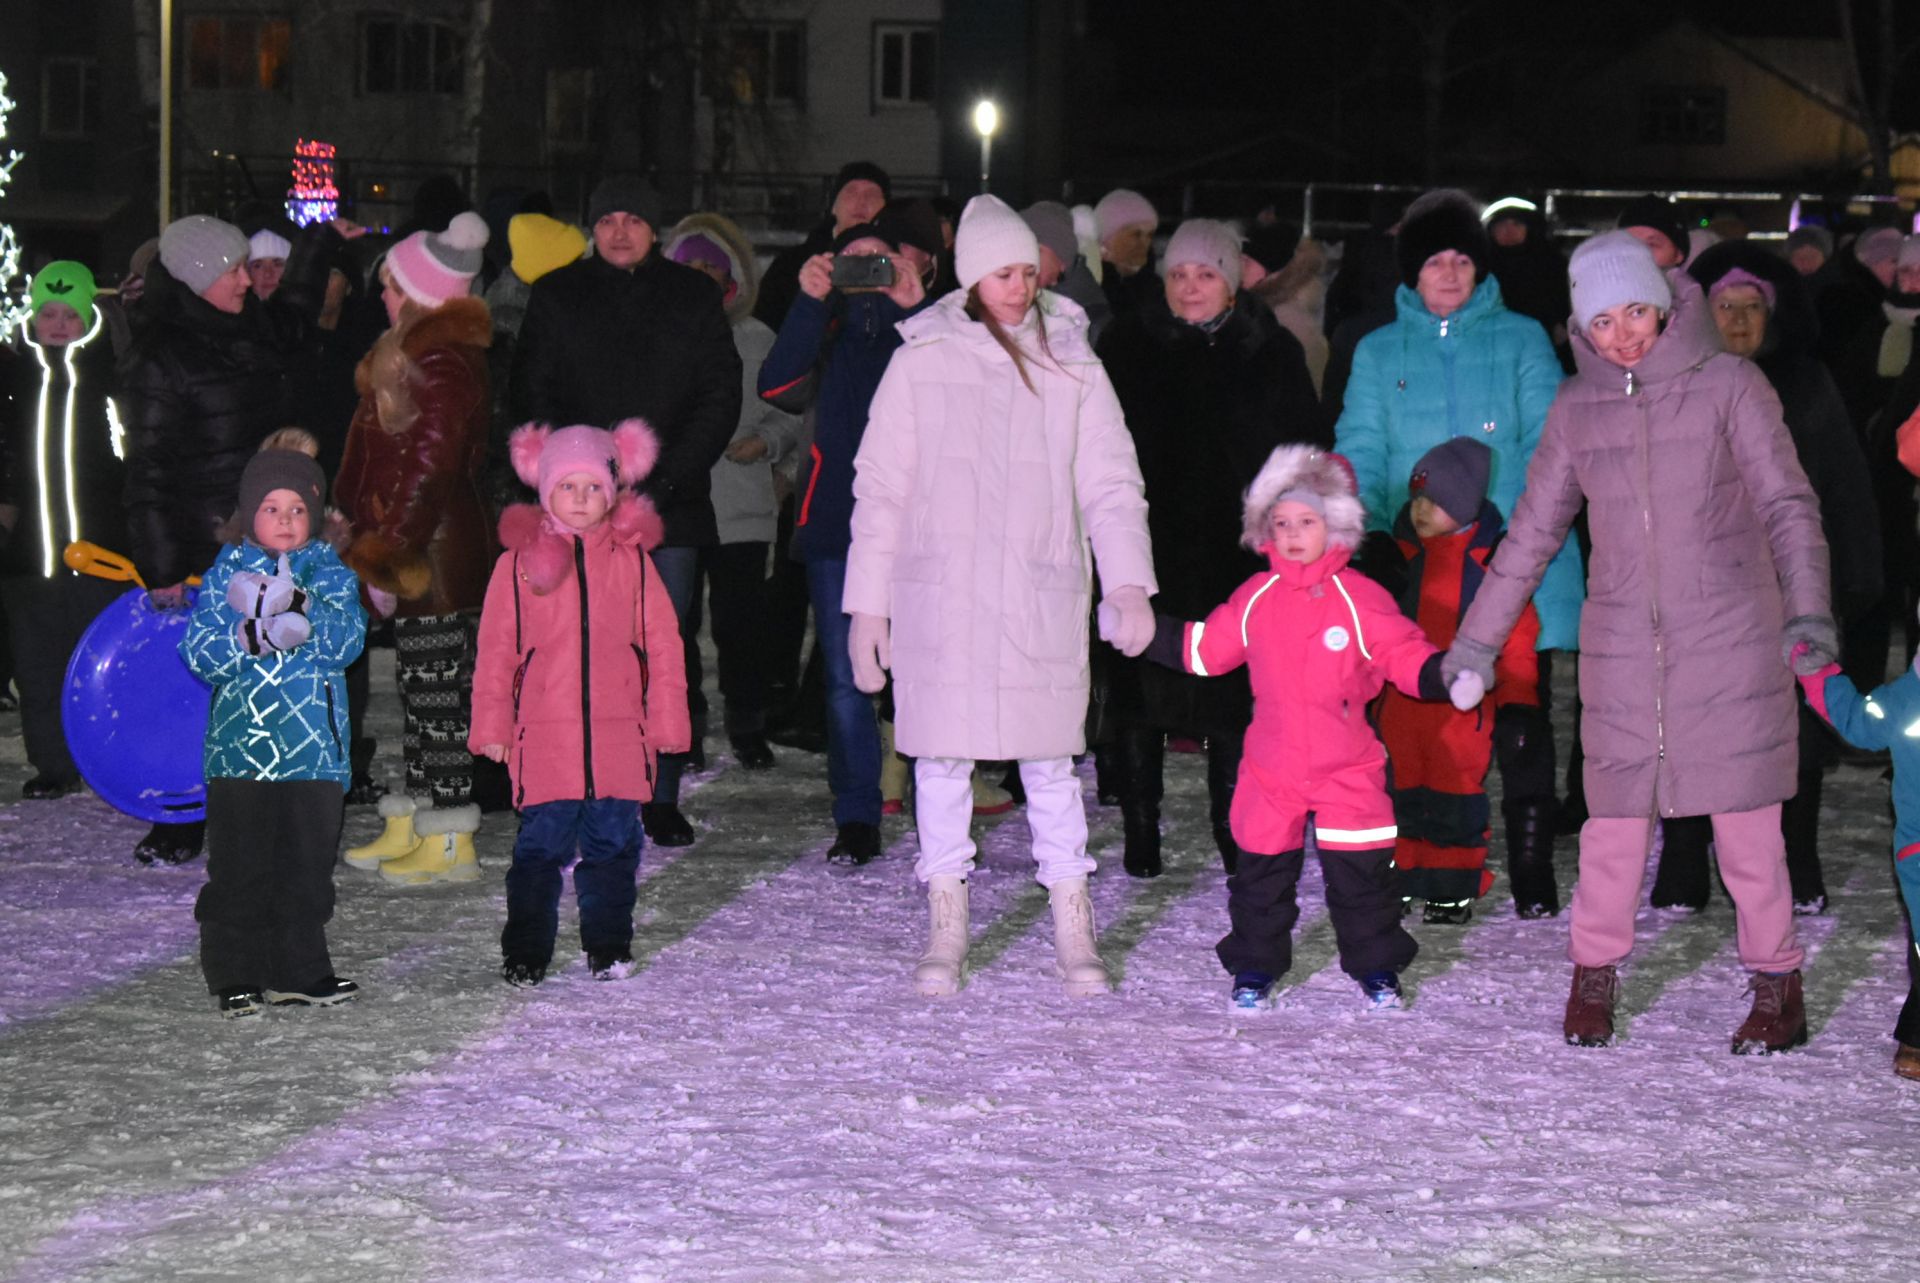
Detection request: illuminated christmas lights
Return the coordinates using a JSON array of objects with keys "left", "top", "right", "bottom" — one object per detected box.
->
[{"left": 286, "top": 138, "right": 339, "bottom": 226}]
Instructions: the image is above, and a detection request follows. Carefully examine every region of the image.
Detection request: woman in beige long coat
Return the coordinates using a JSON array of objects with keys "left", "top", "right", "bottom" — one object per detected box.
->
[{"left": 1445, "top": 232, "right": 1833, "bottom": 1055}]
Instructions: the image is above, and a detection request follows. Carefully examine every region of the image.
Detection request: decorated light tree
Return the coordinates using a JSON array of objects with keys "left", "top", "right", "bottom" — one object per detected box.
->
[
  {"left": 0, "top": 70, "right": 30, "bottom": 332},
  {"left": 286, "top": 138, "right": 339, "bottom": 227}
]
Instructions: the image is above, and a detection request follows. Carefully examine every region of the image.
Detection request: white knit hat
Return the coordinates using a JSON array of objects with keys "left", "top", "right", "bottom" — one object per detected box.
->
[
  {"left": 1161, "top": 219, "right": 1244, "bottom": 292},
  {"left": 247, "top": 229, "right": 292, "bottom": 262},
  {"left": 1094, "top": 188, "right": 1158, "bottom": 243},
  {"left": 1569, "top": 230, "right": 1672, "bottom": 334},
  {"left": 955, "top": 194, "right": 1039, "bottom": 292}
]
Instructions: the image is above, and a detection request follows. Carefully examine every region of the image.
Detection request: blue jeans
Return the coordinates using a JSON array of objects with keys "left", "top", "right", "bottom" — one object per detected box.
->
[
  {"left": 805, "top": 558, "right": 882, "bottom": 827},
  {"left": 649, "top": 545, "right": 702, "bottom": 805},
  {"left": 501, "top": 797, "right": 644, "bottom": 966}
]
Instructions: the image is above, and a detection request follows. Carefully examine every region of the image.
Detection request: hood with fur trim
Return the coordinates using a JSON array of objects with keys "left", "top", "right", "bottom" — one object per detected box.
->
[
  {"left": 1240, "top": 444, "right": 1366, "bottom": 553},
  {"left": 664, "top": 212, "right": 760, "bottom": 324}
]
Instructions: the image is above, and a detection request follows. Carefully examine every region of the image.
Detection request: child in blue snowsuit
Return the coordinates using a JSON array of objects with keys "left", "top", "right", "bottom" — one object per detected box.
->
[
  {"left": 181, "top": 448, "right": 367, "bottom": 1019},
  {"left": 1799, "top": 642, "right": 1920, "bottom": 1078}
]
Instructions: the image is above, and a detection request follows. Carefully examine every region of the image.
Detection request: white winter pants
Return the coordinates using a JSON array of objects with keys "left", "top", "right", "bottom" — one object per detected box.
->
[{"left": 913, "top": 757, "right": 1095, "bottom": 889}]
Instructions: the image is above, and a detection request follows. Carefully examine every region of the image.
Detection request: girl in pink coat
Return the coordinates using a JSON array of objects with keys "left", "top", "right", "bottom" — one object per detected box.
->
[
  {"left": 844, "top": 195, "right": 1158, "bottom": 999},
  {"left": 1132, "top": 445, "right": 1479, "bottom": 1012},
  {"left": 470, "top": 422, "right": 691, "bottom": 988}
]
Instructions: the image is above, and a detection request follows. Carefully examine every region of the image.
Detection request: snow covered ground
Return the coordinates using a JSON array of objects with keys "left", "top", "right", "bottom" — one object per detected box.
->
[{"left": 1, "top": 645, "right": 1916, "bottom": 1282}]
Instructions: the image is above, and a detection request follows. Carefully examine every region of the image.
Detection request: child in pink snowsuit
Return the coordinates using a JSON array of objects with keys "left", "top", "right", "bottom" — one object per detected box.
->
[
  {"left": 1131, "top": 444, "right": 1481, "bottom": 1011},
  {"left": 470, "top": 422, "right": 690, "bottom": 987}
]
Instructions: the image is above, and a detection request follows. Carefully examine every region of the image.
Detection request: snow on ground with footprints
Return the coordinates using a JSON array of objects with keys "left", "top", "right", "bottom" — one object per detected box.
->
[{"left": 0, "top": 645, "right": 1916, "bottom": 1282}]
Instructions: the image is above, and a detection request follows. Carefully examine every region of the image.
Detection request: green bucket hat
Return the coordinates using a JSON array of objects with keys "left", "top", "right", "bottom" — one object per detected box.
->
[{"left": 30, "top": 261, "right": 98, "bottom": 322}]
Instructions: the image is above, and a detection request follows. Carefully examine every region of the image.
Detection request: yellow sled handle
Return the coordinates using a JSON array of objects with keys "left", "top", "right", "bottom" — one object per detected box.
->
[{"left": 65, "top": 541, "right": 146, "bottom": 587}]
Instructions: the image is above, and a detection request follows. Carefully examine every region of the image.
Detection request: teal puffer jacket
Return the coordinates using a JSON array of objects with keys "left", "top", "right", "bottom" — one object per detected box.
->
[
  {"left": 1334, "top": 277, "right": 1582, "bottom": 649},
  {"left": 181, "top": 539, "right": 368, "bottom": 787}
]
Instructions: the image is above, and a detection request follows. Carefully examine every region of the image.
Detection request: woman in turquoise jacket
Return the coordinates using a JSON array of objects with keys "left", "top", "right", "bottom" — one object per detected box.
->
[{"left": 1334, "top": 189, "right": 1577, "bottom": 901}]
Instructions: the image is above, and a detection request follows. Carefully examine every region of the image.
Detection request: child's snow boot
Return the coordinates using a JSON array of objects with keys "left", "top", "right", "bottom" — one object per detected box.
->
[
  {"left": 380, "top": 804, "right": 482, "bottom": 885},
  {"left": 1230, "top": 971, "right": 1277, "bottom": 1012},
  {"left": 915, "top": 875, "right": 969, "bottom": 996},
  {"left": 1563, "top": 963, "right": 1619, "bottom": 1047},
  {"left": 1121, "top": 804, "right": 1162, "bottom": 879},
  {"left": 971, "top": 770, "right": 1014, "bottom": 816},
  {"left": 1048, "top": 877, "right": 1109, "bottom": 997},
  {"left": 880, "top": 720, "right": 910, "bottom": 815},
  {"left": 1895, "top": 1043, "right": 1920, "bottom": 1081},
  {"left": 345, "top": 795, "right": 422, "bottom": 870},
  {"left": 1360, "top": 970, "right": 1404, "bottom": 1011},
  {"left": 1503, "top": 798, "right": 1560, "bottom": 918},
  {"left": 1650, "top": 816, "right": 1712, "bottom": 914},
  {"left": 1731, "top": 969, "right": 1807, "bottom": 1055}
]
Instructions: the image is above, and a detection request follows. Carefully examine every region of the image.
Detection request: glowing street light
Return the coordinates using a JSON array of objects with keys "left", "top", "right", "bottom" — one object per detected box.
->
[{"left": 972, "top": 99, "right": 999, "bottom": 194}]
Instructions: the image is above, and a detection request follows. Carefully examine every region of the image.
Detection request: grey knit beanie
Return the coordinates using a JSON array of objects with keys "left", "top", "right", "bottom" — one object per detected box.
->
[
  {"left": 159, "top": 216, "right": 251, "bottom": 296},
  {"left": 1161, "top": 219, "right": 1245, "bottom": 292},
  {"left": 237, "top": 449, "right": 327, "bottom": 536},
  {"left": 1021, "top": 201, "right": 1078, "bottom": 268}
]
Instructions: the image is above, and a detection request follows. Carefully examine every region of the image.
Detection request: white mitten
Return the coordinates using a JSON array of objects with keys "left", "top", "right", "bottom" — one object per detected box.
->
[
  {"left": 849, "top": 612, "right": 891, "bottom": 694},
  {"left": 1448, "top": 668, "right": 1486, "bottom": 712},
  {"left": 226, "top": 553, "right": 308, "bottom": 618}
]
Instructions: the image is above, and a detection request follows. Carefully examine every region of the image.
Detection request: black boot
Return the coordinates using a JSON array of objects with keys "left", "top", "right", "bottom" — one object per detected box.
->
[
  {"left": 1116, "top": 726, "right": 1164, "bottom": 879},
  {"left": 1650, "top": 815, "right": 1712, "bottom": 913},
  {"left": 1206, "top": 735, "right": 1242, "bottom": 876},
  {"left": 1783, "top": 768, "right": 1827, "bottom": 914},
  {"left": 1504, "top": 798, "right": 1560, "bottom": 918}
]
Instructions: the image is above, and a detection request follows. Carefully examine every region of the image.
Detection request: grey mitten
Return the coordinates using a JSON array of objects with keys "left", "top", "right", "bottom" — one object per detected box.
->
[
  {"left": 1781, "top": 615, "right": 1838, "bottom": 675},
  {"left": 236, "top": 611, "right": 312, "bottom": 657},
  {"left": 226, "top": 554, "right": 309, "bottom": 619},
  {"left": 1441, "top": 635, "right": 1498, "bottom": 688}
]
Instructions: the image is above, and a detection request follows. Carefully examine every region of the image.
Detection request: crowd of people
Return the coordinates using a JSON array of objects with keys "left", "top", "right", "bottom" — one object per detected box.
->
[{"left": 4, "top": 163, "right": 1920, "bottom": 1076}]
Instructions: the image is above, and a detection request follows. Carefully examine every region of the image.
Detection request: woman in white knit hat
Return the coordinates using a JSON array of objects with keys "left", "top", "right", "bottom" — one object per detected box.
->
[
  {"left": 334, "top": 212, "right": 495, "bottom": 882},
  {"left": 1442, "top": 230, "right": 1833, "bottom": 1055},
  {"left": 842, "top": 193, "right": 1157, "bottom": 998}
]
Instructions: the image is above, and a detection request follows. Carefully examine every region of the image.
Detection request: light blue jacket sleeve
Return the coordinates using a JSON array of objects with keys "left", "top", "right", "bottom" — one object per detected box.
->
[{"left": 1333, "top": 333, "right": 1394, "bottom": 533}]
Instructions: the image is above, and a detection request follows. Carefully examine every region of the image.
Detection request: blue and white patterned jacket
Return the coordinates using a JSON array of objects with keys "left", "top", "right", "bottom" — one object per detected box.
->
[{"left": 180, "top": 539, "right": 367, "bottom": 787}]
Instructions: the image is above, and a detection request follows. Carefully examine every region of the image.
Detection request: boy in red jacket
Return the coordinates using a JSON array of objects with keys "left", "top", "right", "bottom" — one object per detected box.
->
[
  {"left": 470, "top": 422, "right": 690, "bottom": 987},
  {"left": 1119, "top": 445, "right": 1482, "bottom": 1011},
  {"left": 1375, "top": 438, "right": 1548, "bottom": 925}
]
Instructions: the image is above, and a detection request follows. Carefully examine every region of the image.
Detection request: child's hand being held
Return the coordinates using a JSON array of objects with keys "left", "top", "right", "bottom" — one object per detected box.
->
[{"left": 1448, "top": 669, "right": 1486, "bottom": 712}]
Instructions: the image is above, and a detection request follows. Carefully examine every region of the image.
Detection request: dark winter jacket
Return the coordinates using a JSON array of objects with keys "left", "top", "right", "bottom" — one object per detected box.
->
[
  {"left": 180, "top": 537, "right": 367, "bottom": 787},
  {"left": 335, "top": 296, "right": 495, "bottom": 618},
  {"left": 116, "top": 230, "right": 338, "bottom": 589},
  {"left": 1688, "top": 241, "right": 1883, "bottom": 624},
  {"left": 756, "top": 287, "right": 929, "bottom": 563},
  {"left": 754, "top": 223, "right": 834, "bottom": 333},
  {"left": 1812, "top": 251, "right": 1892, "bottom": 433},
  {"left": 1485, "top": 209, "right": 1572, "bottom": 372},
  {"left": 0, "top": 320, "right": 127, "bottom": 578},
  {"left": 510, "top": 251, "right": 743, "bottom": 547},
  {"left": 1096, "top": 292, "right": 1326, "bottom": 733},
  {"left": 1099, "top": 253, "right": 1160, "bottom": 321}
]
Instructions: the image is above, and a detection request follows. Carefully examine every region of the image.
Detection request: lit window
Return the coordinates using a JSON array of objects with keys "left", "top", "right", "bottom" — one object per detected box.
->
[{"left": 186, "top": 17, "right": 292, "bottom": 92}]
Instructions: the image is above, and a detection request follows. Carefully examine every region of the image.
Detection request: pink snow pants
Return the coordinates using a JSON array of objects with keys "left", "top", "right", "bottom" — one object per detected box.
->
[
  {"left": 913, "top": 757, "right": 1094, "bottom": 889},
  {"left": 1571, "top": 805, "right": 1803, "bottom": 972}
]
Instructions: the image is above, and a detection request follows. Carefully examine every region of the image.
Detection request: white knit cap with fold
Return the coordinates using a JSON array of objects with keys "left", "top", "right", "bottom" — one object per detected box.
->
[
  {"left": 1569, "top": 230, "right": 1672, "bottom": 334},
  {"left": 955, "top": 194, "right": 1039, "bottom": 292}
]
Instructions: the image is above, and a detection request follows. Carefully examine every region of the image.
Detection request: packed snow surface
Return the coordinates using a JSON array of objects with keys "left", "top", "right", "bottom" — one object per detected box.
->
[{"left": 0, "top": 649, "right": 1915, "bottom": 1282}]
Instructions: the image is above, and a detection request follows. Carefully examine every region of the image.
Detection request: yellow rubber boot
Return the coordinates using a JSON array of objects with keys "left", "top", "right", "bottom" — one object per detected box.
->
[
  {"left": 380, "top": 805, "right": 482, "bottom": 885},
  {"left": 880, "top": 720, "right": 910, "bottom": 815},
  {"left": 971, "top": 768, "right": 1014, "bottom": 816},
  {"left": 345, "top": 796, "right": 421, "bottom": 870}
]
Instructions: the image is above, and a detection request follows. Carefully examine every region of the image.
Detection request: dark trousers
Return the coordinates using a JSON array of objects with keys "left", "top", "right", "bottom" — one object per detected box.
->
[
  {"left": 1500, "top": 648, "right": 1560, "bottom": 809},
  {"left": 765, "top": 493, "right": 813, "bottom": 696},
  {"left": 698, "top": 542, "right": 771, "bottom": 737},
  {"left": 196, "top": 777, "right": 343, "bottom": 993},
  {"left": 0, "top": 573, "right": 121, "bottom": 782},
  {"left": 650, "top": 547, "right": 702, "bottom": 804},
  {"left": 502, "top": 797, "right": 644, "bottom": 966},
  {"left": 1217, "top": 838, "right": 1418, "bottom": 981}
]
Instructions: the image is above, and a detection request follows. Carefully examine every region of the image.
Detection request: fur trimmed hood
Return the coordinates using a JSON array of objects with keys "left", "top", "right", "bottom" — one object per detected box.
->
[
  {"left": 664, "top": 212, "right": 760, "bottom": 324},
  {"left": 1241, "top": 445, "right": 1366, "bottom": 554},
  {"left": 495, "top": 494, "right": 665, "bottom": 596}
]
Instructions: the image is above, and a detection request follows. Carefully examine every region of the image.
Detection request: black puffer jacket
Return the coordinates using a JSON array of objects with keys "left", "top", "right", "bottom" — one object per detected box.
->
[
  {"left": 116, "top": 229, "right": 337, "bottom": 588},
  {"left": 1096, "top": 291, "right": 1326, "bottom": 734},
  {"left": 1486, "top": 207, "right": 1573, "bottom": 371},
  {"left": 0, "top": 331, "right": 126, "bottom": 577},
  {"left": 510, "top": 251, "right": 742, "bottom": 547},
  {"left": 1689, "top": 241, "right": 1883, "bottom": 624}
]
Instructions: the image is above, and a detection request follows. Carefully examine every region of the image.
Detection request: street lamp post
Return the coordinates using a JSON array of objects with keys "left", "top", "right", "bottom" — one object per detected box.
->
[
  {"left": 159, "top": 0, "right": 172, "bottom": 227},
  {"left": 972, "top": 99, "right": 998, "bottom": 194}
]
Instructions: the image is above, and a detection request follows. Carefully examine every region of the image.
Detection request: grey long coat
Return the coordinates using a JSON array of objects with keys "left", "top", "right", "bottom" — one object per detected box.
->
[{"left": 1456, "top": 275, "right": 1830, "bottom": 819}]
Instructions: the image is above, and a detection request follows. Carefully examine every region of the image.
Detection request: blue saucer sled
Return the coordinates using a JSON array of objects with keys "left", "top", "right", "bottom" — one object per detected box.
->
[{"left": 62, "top": 586, "right": 212, "bottom": 824}]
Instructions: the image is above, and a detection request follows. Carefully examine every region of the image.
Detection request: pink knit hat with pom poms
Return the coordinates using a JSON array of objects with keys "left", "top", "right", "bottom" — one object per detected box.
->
[{"left": 499, "top": 420, "right": 664, "bottom": 593}]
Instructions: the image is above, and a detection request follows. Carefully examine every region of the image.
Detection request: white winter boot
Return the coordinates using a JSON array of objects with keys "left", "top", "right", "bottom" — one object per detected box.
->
[
  {"left": 1049, "top": 877, "right": 1110, "bottom": 997},
  {"left": 915, "top": 875, "right": 969, "bottom": 997},
  {"left": 345, "top": 795, "right": 422, "bottom": 870}
]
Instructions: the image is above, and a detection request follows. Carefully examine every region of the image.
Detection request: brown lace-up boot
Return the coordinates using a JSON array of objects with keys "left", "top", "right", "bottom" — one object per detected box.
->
[
  {"left": 1563, "top": 964, "right": 1619, "bottom": 1047},
  {"left": 1731, "top": 970, "right": 1807, "bottom": 1055}
]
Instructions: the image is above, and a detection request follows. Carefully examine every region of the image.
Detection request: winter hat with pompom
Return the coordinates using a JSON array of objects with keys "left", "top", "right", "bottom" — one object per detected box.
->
[
  {"left": 386, "top": 211, "right": 490, "bottom": 308},
  {"left": 510, "top": 421, "right": 660, "bottom": 520},
  {"left": 1161, "top": 219, "right": 1245, "bottom": 293},
  {"left": 1569, "top": 230, "right": 1672, "bottom": 334},
  {"left": 955, "top": 194, "right": 1039, "bottom": 292}
]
